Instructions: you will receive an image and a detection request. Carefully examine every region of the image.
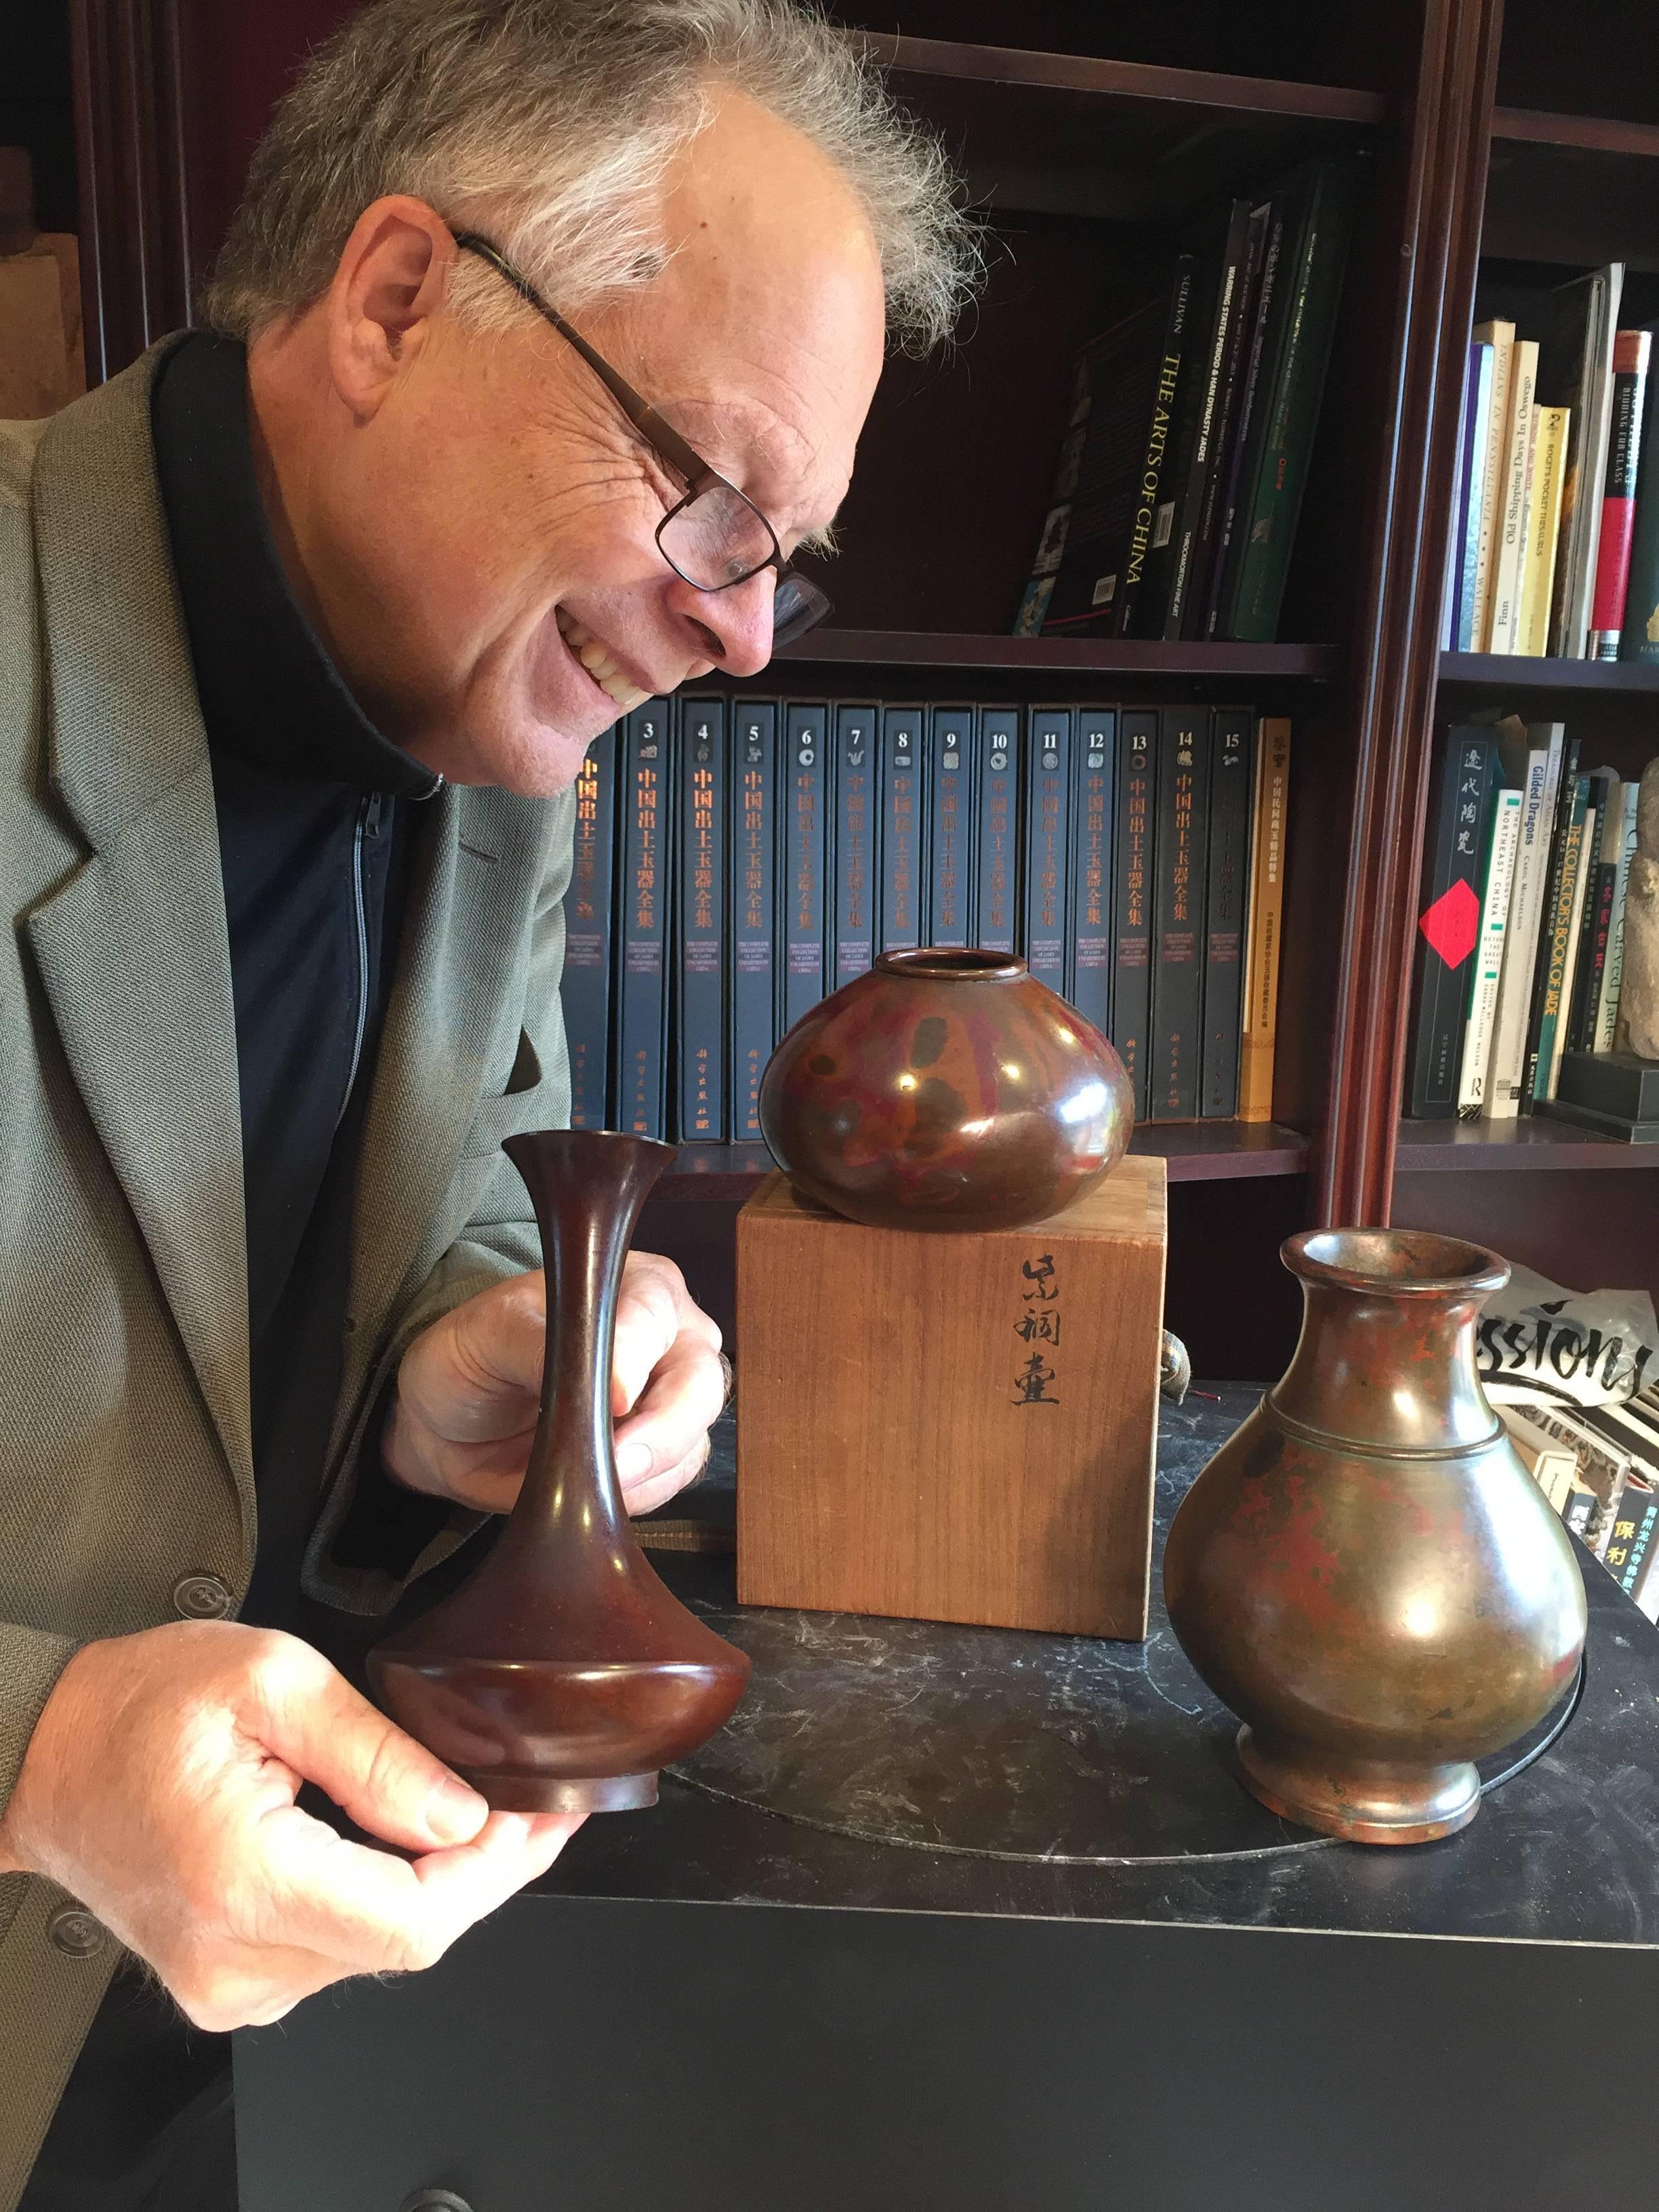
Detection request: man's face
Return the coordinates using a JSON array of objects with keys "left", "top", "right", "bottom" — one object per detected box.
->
[{"left": 270, "top": 91, "right": 886, "bottom": 796}]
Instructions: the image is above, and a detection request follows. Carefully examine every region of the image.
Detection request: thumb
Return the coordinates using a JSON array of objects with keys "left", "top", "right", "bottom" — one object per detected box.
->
[{"left": 258, "top": 1648, "right": 489, "bottom": 1853}]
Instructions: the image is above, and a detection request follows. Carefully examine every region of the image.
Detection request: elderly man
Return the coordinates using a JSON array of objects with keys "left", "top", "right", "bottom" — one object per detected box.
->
[{"left": 0, "top": 0, "right": 970, "bottom": 2203}]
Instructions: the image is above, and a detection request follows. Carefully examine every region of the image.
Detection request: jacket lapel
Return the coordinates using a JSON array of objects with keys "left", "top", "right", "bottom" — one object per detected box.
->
[{"left": 24, "top": 352, "right": 253, "bottom": 1521}]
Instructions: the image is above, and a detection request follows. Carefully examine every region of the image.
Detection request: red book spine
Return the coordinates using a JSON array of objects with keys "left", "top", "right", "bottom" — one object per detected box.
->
[{"left": 1590, "top": 330, "right": 1652, "bottom": 655}]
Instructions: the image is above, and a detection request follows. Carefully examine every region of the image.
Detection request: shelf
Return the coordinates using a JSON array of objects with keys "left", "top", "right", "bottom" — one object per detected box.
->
[
  {"left": 1439, "top": 653, "right": 1659, "bottom": 693},
  {"left": 860, "top": 33, "right": 1385, "bottom": 125},
  {"left": 775, "top": 632, "right": 1340, "bottom": 678},
  {"left": 1491, "top": 107, "right": 1659, "bottom": 159},
  {"left": 1396, "top": 1119, "right": 1659, "bottom": 1172},
  {"left": 655, "top": 1123, "right": 1309, "bottom": 1201}
]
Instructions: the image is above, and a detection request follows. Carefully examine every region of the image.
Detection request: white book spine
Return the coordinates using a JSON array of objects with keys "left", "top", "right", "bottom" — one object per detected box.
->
[
  {"left": 1485, "top": 728, "right": 1565, "bottom": 1116},
  {"left": 1595, "top": 781, "right": 1642, "bottom": 1050},
  {"left": 1547, "top": 801, "right": 1596, "bottom": 1098},
  {"left": 1488, "top": 341, "right": 1538, "bottom": 655},
  {"left": 1472, "top": 321, "right": 1515, "bottom": 649},
  {"left": 1458, "top": 789, "right": 1523, "bottom": 1113}
]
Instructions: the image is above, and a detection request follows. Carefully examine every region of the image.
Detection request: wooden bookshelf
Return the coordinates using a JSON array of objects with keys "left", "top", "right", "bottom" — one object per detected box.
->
[
  {"left": 1440, "top": 653, "right": 1659, "bottom": 693},
  {"left": 1397, "top": 1120, "right": 1659, "bottom": 1172},
  {"left": 775, "top": 632, "right": 1340, "bottom": 679}
]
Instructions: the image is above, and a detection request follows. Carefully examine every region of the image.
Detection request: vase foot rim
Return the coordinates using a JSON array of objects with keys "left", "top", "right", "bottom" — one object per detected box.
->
[
  {"left": 1235, "top": 1728, "right": 1481, "bottom": 1845},
  {"left": 459, "top": 1771, "right": 658, "bottom": 1815}
]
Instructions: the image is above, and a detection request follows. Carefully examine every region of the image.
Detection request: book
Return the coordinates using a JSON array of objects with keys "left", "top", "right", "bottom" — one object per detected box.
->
[
  {"left": 1013, "top": 356, "right": 1090, "bottom": 637},
  {"left": 1497, "top": 1403, "right": 1582, "bottom": 1513},
  {"left": 1164, "top": 197, "right": 1256, "bottom": 640},
  {"left": 1111, "top": 710, "right": 1157, "bottom": 1118},
  {"left": 1149, "top": 708, "right": 1209, "bottom": 1119},
  {"left": 1471, "top": 318, "right": 1517, "bottom": 649},
  {"left": 1439, "top": 350, "right": 1472, "bottom": 652},
  {"left": 1405, "top": 729, "right": 1500, "bottom": 1119},
  {"left": 1022, "top": 707, "right": 1071, "bottom": 996},
  {"left": 615, "top": 697, "right": 674, "bottom": 1139},
  {"left": 1517, "top": 734, "right": 1581, "bottom": 1109},
  {"left": 975, "top": 708, "right": 1021, "bottom": 954},
  {"left": 877, "top": 704, "right": 926, "bottom": 954},
  {"left": 729, "top": 700, "right": 779, "bottom": 1143},
  {"left": 1567, "top": 772, "right": 1622, "bottom": 1054},
  {"left": 1594, "top": 778, "right": 1641, "bottom": 1051},
  {"left": 1545, "top": 780, "right": 1597, "bottom": 1101},
  {"left": 780, "top": 702, "right": 830, "bottom": 1036},
  {"left": 1226, "top": 161, "right": 1359, "bottom": 643},
  {"left": 1456, "top": 784, "right": 1522, "bottom": 1116},
  {"left": 1069, "top": 707, "right": 1115, "bottom": 1039},
  {"left": 1485, "top": 720, "right": 1565, "bottom": 1118},
  {"left": 1588, "top": 329, "right": 1651, "bottom": 659},
  {"left": 1517, "top": 404, "right": 1570, "bottom": 657},
  {"left": 1526, "top": 770, "right": 1589, "bottom": 1107},
  {"left": 677, "top": 698, "right": 726, "bottom": 1141},
  {"left": 1536, "top": 263, "right": 1624, "bottom": 659},
  {"left": 830, "top": 703, "right": 879, "bottom": 989},
  {"left": 1239, "top": 716, "right": 1291, "bottom": 1123},
  {"left": 926, "top": 705, "right": 975, "bottom": 948},
  {"left": 563, "top": 729, "right": 617, "bottom": 1130},
  {"left": 1451, "top": 342, "right": 1496, "bottom": 653},
  {"left": 1204, "top": 182, "right": 1295, "bottom": 638},
  {"left": 1185, "top": 199, "right": 1273, "bottom": 640},
  {"left": 1487, "top": 338, "right": 1539, "bottom": 654},
  {"left": 1488, "top": 1385, "right": 1631, "bottom": 1553},
  {"left": 1200, "top": 710, "right": 1254, "bottom": 1118},
  {"left": 1619, "top": 333, "right": 1659, "bottom": 664},
  {"left": 1115, "top": 254, "right": 1204, "bottom": 638}
]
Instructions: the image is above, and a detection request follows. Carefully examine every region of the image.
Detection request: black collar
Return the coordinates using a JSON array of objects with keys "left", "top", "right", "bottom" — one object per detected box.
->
[{"left": 150, "top": 330, "right": 441, "bottom": 800}]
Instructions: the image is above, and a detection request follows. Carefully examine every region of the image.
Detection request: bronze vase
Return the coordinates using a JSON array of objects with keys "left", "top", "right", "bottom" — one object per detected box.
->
[
  {"left": 369, "top": 1130, "right": 750, "bottom": 1815},
  {"left": 758, "top": 947, "right": 1134, "bottom": 1233},
  {"left": 1163, "top": 1229, "right": 1586, "bottom": 1844}
]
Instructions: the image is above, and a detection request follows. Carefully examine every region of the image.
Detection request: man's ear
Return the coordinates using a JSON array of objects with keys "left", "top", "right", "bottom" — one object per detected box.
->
[{"left": 325, "top": 195, "right": 455, "bottom": 420}]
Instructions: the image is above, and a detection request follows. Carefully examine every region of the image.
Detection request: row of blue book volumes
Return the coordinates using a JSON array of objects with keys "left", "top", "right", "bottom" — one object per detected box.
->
[{"left": 564, "top": 697, "right": 1266, "bottom": 1143}]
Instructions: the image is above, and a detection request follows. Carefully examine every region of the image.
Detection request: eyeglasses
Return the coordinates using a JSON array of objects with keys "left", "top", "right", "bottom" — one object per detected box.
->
[{"left": 451, "top": 230, "right": 834, "bottom": 649}]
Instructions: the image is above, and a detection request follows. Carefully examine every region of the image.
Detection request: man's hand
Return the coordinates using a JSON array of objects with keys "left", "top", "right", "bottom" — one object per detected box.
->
[
  {"left": 385, "top": 1253, "right": 724, "bottom": 1518},
  {"left": 0, "top": 1623, "right": 579, "bottom": 2030}
]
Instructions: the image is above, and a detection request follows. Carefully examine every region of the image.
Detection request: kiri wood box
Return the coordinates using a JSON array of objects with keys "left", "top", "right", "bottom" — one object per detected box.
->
[{"left": 735, "top": 1156, "right": 1166, "bottom": 1638}]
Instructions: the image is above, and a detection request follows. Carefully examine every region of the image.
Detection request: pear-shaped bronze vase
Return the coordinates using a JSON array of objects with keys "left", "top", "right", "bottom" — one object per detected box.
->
[
  {"left": 369, "top": 1130, "right": 750, "bottom": 1814},
  {"left": 1164, "top": 1230, "right": 1586, "bottom": 1845}
]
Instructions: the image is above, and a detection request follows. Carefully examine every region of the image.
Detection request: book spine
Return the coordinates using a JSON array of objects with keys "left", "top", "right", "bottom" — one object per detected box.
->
[
  {"left": 1069, "top": 708, "right": 1115, "bottom": 1036},
  {"left": 1529, "top": 773, "right": 1590, "bottom": 1105},
  {"left": 1240, "top": 716, "right": 1291, "bottom": 1122},
  {"left": 1406, "top": 730, "right": 1500, "bottom": 1119},
  {"left": 729, "top": 700, "right": 778, "bottom": 1143},
  {"left": 677, "top": 700, "right": 726, "bottom": 1141},
  {"left": 975, "top": 708, "right": 1021, "bottom": 954},
  {"left": 1519, "top": 737, "right": 1580, "bottom": 1109},
  {"left": 1203, "top": 194, "right": 1288, "bottom": 638},
  {"left": 1440, "top": 350, "right": 1474, "bottom": 652},
  {"left": 563, "top": 729, "right": 617, "bottom": 1130},
  {"left": 1568, "top": 779, "right": 1620, "bottom": 1052},
  {"left": 926, "top": 705, "right": 975, "bottom": 947},
  {"left": 1595, "top": 780, "right": 1641, "bottom": 1050},
  {"left": 1200, "top": 710, "right": 1254, "bottom": 1118},
  {"left": 1519, "top": 405, "right": 1571, "bottom": 657},
  {"left": 1547, "top": 788, "right": 1597, "bottom": 1099},
  {"left": 1486, "top": 726, "right": 1565, "bottom": 1117},
  {"left": 1619, "top": 335, "right": 1659, "bottom": 662},
  {"left": 1114, "top": 254, "right": 1198, "bottom": 638},
  {"left": 1454, "top": 345, "right": 1495, "bottom": 653},
  {"left": 615, "top": 698, "right": 673, "bottom": 1139},
  {"left": 1013, "top": 354, "right": 1090, "bottom": 638},
  {"left": 1149, "top": 708, "right": 1210, "bottom": 1119},
  {"left": 1588, "top": 330, "right": 1651, "bottom": 658},
  {"left": 780, "top": 703, "right": 830, "bottom": 1036},
  {"left": 1165, "top": 199, "right": 1252, "bottom": 640},
  {"left": 1022, "top": 708, "right": 1071, "bottom": 997},
  {"left": 1547, "top": 266, "right": 1620, "bottom": 661},
  {"left": 1471, "top": 319, "right": 1516, "bottom": 649},
  {"left": 877, "top": 705, "right": 927, "bottom": 954},
  {"left": 1488, "top": 340, "right": 1538, "bottom": 654},
  {"left": 1456, "top": 785, "right": 1523, "bottom": 1115},
  {"left": 1111, "top": 711, "right": 1158, "bottom": 1116},
  {"left": 1606, "top": 1486, "right": 1659, "bottom": 1597},
  {"left": 830, "top": 703, "right": 879, "bottom": 989}
]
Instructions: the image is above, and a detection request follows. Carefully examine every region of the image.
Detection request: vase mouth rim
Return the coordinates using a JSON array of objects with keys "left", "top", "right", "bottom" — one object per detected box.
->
[
  {"left": 874, "top": 947, "right": 1027, "bottom": 982},
  {"left": 503, "top": 1128, "right": 678, "bottom": 1163},
  {"left": 1284, "top": 1227, "right": 1509, "bottom": 1296}
]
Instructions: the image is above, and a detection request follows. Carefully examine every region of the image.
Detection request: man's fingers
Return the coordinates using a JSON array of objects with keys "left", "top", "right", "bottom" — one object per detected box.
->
[
  {"left": 254, "top": 1642, "right": 487, "bottom": 1853},
  {"left": 613, "top": 1332, "right": 725, "bottom": 1505}
]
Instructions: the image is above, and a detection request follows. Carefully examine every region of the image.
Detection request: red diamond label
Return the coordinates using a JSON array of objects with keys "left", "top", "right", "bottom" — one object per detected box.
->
[{"left": 1419, "top": 877, "right": 1480, "bottom": 968}]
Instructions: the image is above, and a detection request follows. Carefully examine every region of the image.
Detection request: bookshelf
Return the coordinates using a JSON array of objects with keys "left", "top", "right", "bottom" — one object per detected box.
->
[{"left": 57, "top": 0, "right": 1659, "bottom": 1366}]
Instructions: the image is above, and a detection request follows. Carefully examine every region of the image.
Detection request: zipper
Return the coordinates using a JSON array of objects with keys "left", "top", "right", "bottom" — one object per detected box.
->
[{"left": 338, "top": 794, "right": 379, "bottom": 1128}]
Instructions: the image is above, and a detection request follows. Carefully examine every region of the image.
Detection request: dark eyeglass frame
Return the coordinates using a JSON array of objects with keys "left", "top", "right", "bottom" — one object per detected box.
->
[{"left": 451, "top": 229, "right": 833, "bottom": 647}]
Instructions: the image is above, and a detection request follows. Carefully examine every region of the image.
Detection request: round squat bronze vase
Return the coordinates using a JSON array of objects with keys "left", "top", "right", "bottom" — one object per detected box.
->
[
  {"left": 1163, "top": 1229, "right": 1586, "bottom": 1845},
  {"left": 758, "top": 947, "right": 1134, "bottom": 1233},
  {"left": 369, "top": 1129, "right": 750, "bottom": 1815}
]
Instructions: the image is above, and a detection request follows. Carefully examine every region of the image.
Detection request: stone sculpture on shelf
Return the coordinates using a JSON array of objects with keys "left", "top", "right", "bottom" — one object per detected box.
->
[{"left": 1616, "top": 756, "right": 1659, "bottom": 1060}]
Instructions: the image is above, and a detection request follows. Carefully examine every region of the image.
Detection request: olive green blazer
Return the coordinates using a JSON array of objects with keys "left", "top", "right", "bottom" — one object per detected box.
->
[{"left": 0, "top": 348, "right": 574, "bottom": 2205}]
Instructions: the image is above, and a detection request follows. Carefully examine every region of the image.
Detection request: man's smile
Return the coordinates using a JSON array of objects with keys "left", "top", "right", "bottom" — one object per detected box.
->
[{"left": 554, "top": 605, "right": 652, "bottom": 714}]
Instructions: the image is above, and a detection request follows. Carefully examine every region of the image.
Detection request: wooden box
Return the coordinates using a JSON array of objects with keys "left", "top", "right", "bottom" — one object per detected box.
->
[{"left": 735, "top": 1158, "right": 1167, "bottom": 1639}]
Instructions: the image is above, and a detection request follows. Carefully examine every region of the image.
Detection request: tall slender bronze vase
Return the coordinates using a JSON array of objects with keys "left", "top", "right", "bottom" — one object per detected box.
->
[
  {"left": 369, "top": 1130, "right": 750, "bottom": 1815},
  {"left": 1163, "top": 1229, "right": 1586, "bottom": 1845}
]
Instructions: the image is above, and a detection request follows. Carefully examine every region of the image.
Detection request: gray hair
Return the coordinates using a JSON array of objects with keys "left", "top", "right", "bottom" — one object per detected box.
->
[{"left": 202, "top": 0, "right": 978, "bottom": 355}]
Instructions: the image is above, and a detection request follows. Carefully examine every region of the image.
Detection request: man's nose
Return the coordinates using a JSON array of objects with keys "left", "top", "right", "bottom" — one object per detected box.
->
[{"left": 670, "top": 570, "right": 777, "bottom": 678}]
